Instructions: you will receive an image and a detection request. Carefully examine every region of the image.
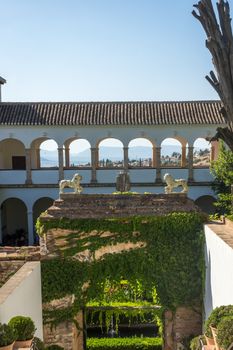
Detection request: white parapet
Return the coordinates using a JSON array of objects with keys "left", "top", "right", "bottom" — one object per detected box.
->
[
  {"left": 204, "top": 222, "right": 233, "bottom": 320},
  {"left": 0, "top": 261, "right": 43, "bottom": 339}
]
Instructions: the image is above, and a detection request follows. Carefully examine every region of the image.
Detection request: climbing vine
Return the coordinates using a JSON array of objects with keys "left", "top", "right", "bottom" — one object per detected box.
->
[{"left": 38, "top": 212, "right": 205, "bottom": 327}]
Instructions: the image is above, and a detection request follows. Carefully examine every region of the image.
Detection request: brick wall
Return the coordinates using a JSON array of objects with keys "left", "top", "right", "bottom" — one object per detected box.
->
[{"left": 42, "top": 193, "right": 201, "bottom": 220}]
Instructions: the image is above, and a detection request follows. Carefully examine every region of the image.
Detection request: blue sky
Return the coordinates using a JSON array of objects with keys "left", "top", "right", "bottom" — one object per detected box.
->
[{"left": 1, "top": 0, "right": 232, "bottom": 102}]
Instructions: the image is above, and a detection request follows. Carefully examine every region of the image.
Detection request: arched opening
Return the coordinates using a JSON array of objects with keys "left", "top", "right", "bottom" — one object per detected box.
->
[
  {"left": 40, "top": 140, "right": 59, "bottom": 168},
  {"left": 161, "top": 138, "right": 182, "bottom": 167},
  {"left": 128, "top": 138, "right": 153, "bottom": 167},
  {"left": 68, "top": 139, "right": 91, "bottom": 168},
  {"left": 98, "top": 138, "right": 123, "bottom": 168},
  {"left": 30, "top": 138, "right": 59, "bottom": 169},
  {"left": 193, "top": 138, "right": 211, "bottom": 168},
  {"left": 195, "top": 195, "right": 216, "bottom": 214},
  {"left": 0, "top": 139, "right": 26, "bottom": 169},
  {"left": 33, "top": 197, "right": 54, "bottom": 244},
  {"left": 1, "top": 198, "right": 28, "bottom": 246}
]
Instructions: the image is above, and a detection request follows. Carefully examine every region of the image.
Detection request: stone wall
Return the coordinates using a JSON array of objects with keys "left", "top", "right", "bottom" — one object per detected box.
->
[
  {"left": 42, "top": 193, "right": 201, "bottom": 220},
  {"left": 43, "top": 301, "right": 84, "bottom": 350},
  {"left": 164, "top": 307, "right": 202, "bottom": 350},
  {"left": 43, "top": 322, "right": 74, "bottom": 350},
  {"left": 0, "top": 246, "right": 40, "bottom": 286},
  {"left": 40, "top": 193, "right": 203, "bottom": 349},
  {"left": 0, "top": 260, "right": 24, "bottom": 287}
]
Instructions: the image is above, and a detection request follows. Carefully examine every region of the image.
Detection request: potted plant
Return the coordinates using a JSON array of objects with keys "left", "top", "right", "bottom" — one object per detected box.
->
[
  {"left": 217, "top": 316, "right": 233, "bottom": 350},
  {"left": 8, "top": 316, "right": 36, "bottom": 348},
  {"left": 0, "top": 323, "right": 16, "bottom": 350},
  {"left": 204, "top": 305, "right": 233, "bottom": 346}
]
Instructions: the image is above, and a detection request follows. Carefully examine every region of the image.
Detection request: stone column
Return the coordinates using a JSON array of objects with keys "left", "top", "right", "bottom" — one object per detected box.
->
[
  {"left": 210, "top": 141, "right": 219, "bottom": 161},
  {"left": 164, "top": 310, "right": 174, "bottom": 350},
  {"left": 152, "top": 146, "right": 156, "bottom": 167},
  {"left": 181, "top": 146, "right": 187, "bottom": 168},
  {"left": 58, "top": 148, "right": 64, "bottom": 181},
  {"left": 123, "top": 147, "right": 129, "bottom": 170},
  {"left": 91, "top": 148, "right": 97, "bottom": 183},
  {"left": 27, "top": 210, "right": 34, "bottom": 246},
  {"left": 0, "top": 209, "right": 2, "bottom": 244},
  {"left": 155, "top": 147, "right": 161, "bottom": 182},
  {"left": 188, "top": 146, "right": 194, "bottom": 182},
  {"left": 25, "top": 148, "right": 32, "bottom": 184},
  {"left": 73, "top": 310, "right": 84, "bottom": 350},
  {"left": 65, "top": 147, "right": 70, "bottom": 168},
  {"left": 36, "top": 148, "right": 40, "bottom": 168}
]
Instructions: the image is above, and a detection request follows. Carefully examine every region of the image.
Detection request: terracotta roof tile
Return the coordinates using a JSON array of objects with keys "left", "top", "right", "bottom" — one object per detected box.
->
[{"left": 0, "top": 101, "right": 225, "bottom": 126}]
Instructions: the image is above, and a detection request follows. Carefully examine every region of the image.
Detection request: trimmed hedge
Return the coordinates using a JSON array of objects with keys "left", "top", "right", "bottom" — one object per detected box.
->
[
  {"left": 86, "top": 337, "right": 162, "bottom": 350},
  {"left": 217, "top": 316, "right": 233, "bottom": 350},
  {"left": 204, "top": 305, "right": 233, "bottom": 338}
]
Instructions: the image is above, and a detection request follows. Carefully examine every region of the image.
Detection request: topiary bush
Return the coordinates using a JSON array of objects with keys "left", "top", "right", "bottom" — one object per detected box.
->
[
  {"left": 217, "top": 316, "right": 233, "bottom": 350},
  {"left": 204, "top": 305, "right": 233, "bottom": 338},
  {"left": 0, "top": 323, "right": 16, "bottom": 347},
  {"left": 8, "top": 316, "right": 36, "bottom": 341},
  {"left": 86, "top": 337, "right": 162, "bottom": 350}
]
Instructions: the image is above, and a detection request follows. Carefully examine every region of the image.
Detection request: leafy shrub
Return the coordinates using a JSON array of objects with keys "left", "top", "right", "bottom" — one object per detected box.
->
[
  {"left": 45, "top": 346, "right": 64, "bottom": 350},
  {"left": 204, "top": 305, "right": 233, "bottom": 337},
  {"left": 8, "top": 316, "right": 36, "bottom": 341},
  {"left": 86, "top": 337, "right": 162, "bottom": 350},
  {"left": 190, "top": 335, "right": 206, "bottom": 350},
  {"left": 217, "top": 316, "right": 233, "bottom": 350},
  {"left": 0, "top": 323, "right": 16, "bottom": 346},
  {"left": 34, "top": 337, "right": 45, "bottom": 350},
  {"left": 210, "top": 142, "right": 233, "bottom": 216}
]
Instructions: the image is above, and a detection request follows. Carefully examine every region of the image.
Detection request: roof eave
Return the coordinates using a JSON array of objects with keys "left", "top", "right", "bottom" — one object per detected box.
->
[{"left": 0, "top": 76, "right": 6, "bottom": 85}]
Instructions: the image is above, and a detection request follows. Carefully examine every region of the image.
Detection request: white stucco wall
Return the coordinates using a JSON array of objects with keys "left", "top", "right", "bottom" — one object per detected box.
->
[
  {"left": 204, "top": 225, "right": 233, "bottom": 320},
  {"left": 0, "top": 139, "right": 25, "bottom": 169},
  {"left": 0, "top": 262, "right": 43, "bottom": 339}
]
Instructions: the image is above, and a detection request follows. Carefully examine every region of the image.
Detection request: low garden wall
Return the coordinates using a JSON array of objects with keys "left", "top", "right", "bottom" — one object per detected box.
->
[
  {"left": 0, "top": 261, "right": 43, "bottom": 339},
  {"left": 204, "top": 219, "right": 233, "bottom": 320}
]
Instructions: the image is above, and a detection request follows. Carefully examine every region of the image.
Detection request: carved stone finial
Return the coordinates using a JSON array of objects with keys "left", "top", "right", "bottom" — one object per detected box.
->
[
  {"left": 163, "top": 173, "right": 188, "bottom": 194},
  {"left": 116, "top": 171, "right": 131, "bottom": 192},
  {"left": 59, "top": 173, "right": 83, "bottom": 194}
]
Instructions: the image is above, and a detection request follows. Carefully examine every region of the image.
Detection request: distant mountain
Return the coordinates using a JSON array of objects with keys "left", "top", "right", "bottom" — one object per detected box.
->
[{"left": 40, "top": 145, "right": 188, "bottom": 166}]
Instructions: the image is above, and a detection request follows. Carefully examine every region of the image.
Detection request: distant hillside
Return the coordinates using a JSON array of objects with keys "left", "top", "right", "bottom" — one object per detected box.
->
[{"left": 40, "top": 145, "right": 190, "bottom": 166}]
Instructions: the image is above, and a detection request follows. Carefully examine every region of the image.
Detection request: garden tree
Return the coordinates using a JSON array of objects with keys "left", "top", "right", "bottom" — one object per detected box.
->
[
  {"left": 210, "top": 141, "right": 233, "bottom": 214},
  {"left": 192, "top": 0, "right": 233, "bottom": 151}
]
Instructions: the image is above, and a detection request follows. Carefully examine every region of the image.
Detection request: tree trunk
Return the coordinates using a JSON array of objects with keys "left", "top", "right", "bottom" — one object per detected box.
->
[{"left": 192, "top": 0, "right": 233, "bottom": 150}]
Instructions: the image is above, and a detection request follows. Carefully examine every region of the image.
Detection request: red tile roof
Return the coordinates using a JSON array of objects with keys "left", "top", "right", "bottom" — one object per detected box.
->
[{"left": 0, "top": 100, "right": 225, "bottom": 126}]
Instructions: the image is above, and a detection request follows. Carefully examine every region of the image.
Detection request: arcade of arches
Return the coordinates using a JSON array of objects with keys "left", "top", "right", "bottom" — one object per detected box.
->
[
  {"left": 0, "top": 136, "right": 217, "bottom": 246},
  {"left": 0, "top": 197, "right": 53, "bottom": 246},
  {"left": 0, "top": 136, "right": 216, "bottom": 175}
]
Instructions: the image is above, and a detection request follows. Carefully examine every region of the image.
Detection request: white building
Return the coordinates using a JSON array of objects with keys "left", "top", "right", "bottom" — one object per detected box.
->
[{"left": 0, "top": 78, "right": 226, "bottom": 245}]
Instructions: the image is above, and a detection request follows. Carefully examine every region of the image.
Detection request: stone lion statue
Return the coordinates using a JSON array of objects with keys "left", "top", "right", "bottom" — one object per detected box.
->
[
  {"left": 59, "top": 173, "right": 83, "bottom": 194},
  {"left": 163, "top": 173, "right": 188, "bottom": 194}
]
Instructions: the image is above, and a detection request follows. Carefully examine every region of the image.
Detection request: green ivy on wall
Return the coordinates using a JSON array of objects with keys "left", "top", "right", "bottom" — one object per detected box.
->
[{"left": 39, "top": 212, "right": 205, "bottom": 327}]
